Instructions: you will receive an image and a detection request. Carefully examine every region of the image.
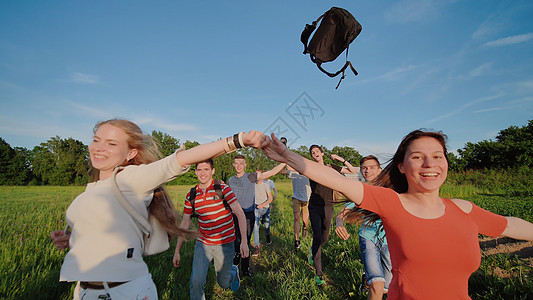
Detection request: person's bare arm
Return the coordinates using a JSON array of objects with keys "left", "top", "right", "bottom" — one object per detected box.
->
[
  {"left": 330, "top": 154, "right": 358, "bottom": 174},
  {"left": 501, "top": 217, "right": 533, "bottom": 241},
  {"left": 173, "top": 213, "right": 192, "bottom": 267},
  {"left": 230, "top": 201, "right": 250, "bottom": 258},
  {"left": 176, "top": 131, "right": 269, "bottom": 167},
  {"left": 258, "top": 163, "right": 287, "bottom": 180},
  {"left": 263, "top": 134, "right": 364, "bottom": 205},
  {"left": 335, "top": 206, "right": 352, "bottom": 240}
]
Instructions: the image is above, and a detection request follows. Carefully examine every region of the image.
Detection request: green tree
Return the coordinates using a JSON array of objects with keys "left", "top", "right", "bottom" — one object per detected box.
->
[
  {"left": 0, "top": 138, "right": 33, "bottom": 185},
  {"left": 151, "top": 130, "right": 180, "bottom": 157},
  {"left": 457, "top": 120, "right": 533, "bottom": 170},
  {"left": 328, "top": 145, "right": 363, "bottom": 166},
  {"left": 30, "top": 136, "right": 89, "bottom": 185},
  {"left": 171, "top": 140, "right": 201, "bottom": 185},
  {"left": 447, "top": 152, "right": 466, "bottom": 171}
]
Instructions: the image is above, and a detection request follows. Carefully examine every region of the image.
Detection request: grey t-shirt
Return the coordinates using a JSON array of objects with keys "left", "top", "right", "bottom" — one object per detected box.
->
[
  {"left": 228, "top": 172, "right": 258, "bottom": 212},
  {"left": 287, "top": 170, "right": 311, "bottom": 202}
]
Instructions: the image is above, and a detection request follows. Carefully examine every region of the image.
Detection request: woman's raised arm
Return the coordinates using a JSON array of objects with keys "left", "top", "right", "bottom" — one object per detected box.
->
[
  {"left": 263, "top": 133, "right": 364, "bottom": 205},
  {"left": 176, "top": 130, "right": 269, "bottom": 167}
]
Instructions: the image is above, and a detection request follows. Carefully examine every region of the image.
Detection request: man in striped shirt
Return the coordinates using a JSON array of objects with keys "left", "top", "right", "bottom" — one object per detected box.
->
[{"left": 173, "top": 159, "right": 249, "bottom": 299}]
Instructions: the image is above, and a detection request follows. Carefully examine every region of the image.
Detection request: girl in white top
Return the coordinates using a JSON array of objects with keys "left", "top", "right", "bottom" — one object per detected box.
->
[{"left": 50, "top": 119, "right": 267, "bottom": 299}]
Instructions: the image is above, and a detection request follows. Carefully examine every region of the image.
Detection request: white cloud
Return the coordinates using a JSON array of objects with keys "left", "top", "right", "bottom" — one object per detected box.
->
[
  {"left": 517, "top": 80, "right": 533, "bottom": 90},
  {"left": 474, "top": 107, "right": 509, "bottom": 113},
  {"left": 428, "top": 92, "right": 505, "bottom": 123},
  {"left": 67, "top": 100, "right": 114, "bottom": 119},
  {"left": 70, "top": 72, "right": 99, "bottom": 84},
  {"left": 360, "top": 64, "right": 419, "bottom": 83},
  {"left": 484, "top": 33, "right": 533, "bottom": 47},
  {"left": 469, "top": 63, "right": 493, "bottom": 77}
]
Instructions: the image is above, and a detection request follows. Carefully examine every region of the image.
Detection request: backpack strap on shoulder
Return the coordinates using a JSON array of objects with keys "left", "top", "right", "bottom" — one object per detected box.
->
[
  {"left": 214, "top": 179, "right": 232, "bottom": 211},
  {"left": 189, "top": 185, "right": 198, "bottom": 218}
]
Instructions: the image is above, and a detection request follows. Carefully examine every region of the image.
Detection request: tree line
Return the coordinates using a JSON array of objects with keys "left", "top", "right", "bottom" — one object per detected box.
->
[{"left": 1, "top": 120, "right": 531, "bottom": 186}]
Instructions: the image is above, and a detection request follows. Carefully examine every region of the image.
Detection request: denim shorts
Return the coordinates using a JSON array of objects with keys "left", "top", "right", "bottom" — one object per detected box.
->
[{"left": 359, "top": 235, "right": 392, "bottom": 289}]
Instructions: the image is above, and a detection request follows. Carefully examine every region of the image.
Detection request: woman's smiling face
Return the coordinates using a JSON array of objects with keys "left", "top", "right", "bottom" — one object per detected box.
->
[
  {"left": 89, "top": 123, "right": 137, "bottom": 179},
  {"left": 399, "top": 136, "right": 448, "bottom": 194}
]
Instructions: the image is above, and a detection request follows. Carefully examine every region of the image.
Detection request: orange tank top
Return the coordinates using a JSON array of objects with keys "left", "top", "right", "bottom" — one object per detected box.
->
[{"left": 360, "top": 184, "right": 507, "bottom": 300}]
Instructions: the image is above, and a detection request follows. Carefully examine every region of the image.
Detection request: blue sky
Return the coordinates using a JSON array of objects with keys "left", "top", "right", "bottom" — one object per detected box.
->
[{"left": 1, "top": 1, "right": 532, "bottom": 162}]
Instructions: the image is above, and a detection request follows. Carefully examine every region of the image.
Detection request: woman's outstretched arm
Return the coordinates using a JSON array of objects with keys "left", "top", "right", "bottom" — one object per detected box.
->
[
  {"left": 262, "top": 133, "right": 364, "bottom": 205},
  {"left": 502, "top": 217, "right": 533, "bottom": 241},
  {"left": 176, "top": 130, "right": 269, "bottom": 167}
]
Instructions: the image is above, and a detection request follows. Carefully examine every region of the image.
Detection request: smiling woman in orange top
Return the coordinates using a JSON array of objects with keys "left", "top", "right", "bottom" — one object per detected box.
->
[{"left": 262, "top": 129, "right": 533, "bottom": 300}]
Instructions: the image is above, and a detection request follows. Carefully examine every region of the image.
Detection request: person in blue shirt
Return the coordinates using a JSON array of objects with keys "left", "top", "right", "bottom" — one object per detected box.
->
[{"left": 335, "top": 155, "right": 391, "bottom": 300}]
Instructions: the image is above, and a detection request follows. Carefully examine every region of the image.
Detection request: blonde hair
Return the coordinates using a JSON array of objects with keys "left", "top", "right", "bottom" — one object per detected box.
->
[{"left": 91, "top": 119, "right": 195, "bottom": 239}]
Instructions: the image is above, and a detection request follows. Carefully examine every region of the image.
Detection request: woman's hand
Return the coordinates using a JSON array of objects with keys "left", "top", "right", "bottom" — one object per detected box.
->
[
  {"left": 335, "top": 226, "right": 351, "bottom": 241},
  {"left": 262, "top": 133, "right": 290, "bottom": 163},
  {"left": 173, "top": 250, "right": 181, "bottom": 267},
  {"left": 50, "top": 230, "right": 70, "bottom": 250},
  {"left": 242, "top": 130, "right": 270, "bottom": 149}
]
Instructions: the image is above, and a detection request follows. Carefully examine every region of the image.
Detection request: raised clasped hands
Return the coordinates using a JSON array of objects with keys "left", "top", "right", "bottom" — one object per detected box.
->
[
  {"left": 261, "top": 133, "right": 290, "bottom": 163},
  {"left": 242, "top": 130, "right": 271, "bottom": 149}
]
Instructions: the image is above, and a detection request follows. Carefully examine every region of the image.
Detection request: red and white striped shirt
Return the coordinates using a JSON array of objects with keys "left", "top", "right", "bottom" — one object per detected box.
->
[{"left": 184, "top": 180, "right": 237, "bottom": 245}]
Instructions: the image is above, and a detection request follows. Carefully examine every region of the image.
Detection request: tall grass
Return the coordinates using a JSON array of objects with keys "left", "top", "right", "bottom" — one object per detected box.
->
[{"left": 1, "top": 169, "right": 532, "bottom": 299}]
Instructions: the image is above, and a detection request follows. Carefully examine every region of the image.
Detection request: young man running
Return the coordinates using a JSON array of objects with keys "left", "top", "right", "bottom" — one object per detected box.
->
[
  {"left": 307, "top": 145, "right": 358, "bottom": 285},
  {"left": 252, "top": 170, "right": 273, "bottom": 256},
  {"left": 228, "top": 155, "right": 285, "bottom": 276},
  {"left": 173, "top": 159, "right": 249, "bottom": 299},
  {"left": 335, "top": 155, "right": 391, "bottom": 299}
]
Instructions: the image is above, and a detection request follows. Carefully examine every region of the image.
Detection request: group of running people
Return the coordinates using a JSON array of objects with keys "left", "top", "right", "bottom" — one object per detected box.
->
[{"left": 50, "top": 119, "right": 533, "bottom": 300}]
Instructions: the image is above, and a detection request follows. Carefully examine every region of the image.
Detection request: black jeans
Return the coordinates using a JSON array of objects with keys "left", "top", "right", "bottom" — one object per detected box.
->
[
  {"left": 309, "top": 204, "right": 333, "bottom": 276},
  {"left": 233, "top": 211, "right": 255, "bottom": 273}
]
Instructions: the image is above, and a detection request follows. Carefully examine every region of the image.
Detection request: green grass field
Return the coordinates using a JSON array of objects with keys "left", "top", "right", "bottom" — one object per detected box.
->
[{"left": 1, "top": 179, "right": 532, "bottom": 299}]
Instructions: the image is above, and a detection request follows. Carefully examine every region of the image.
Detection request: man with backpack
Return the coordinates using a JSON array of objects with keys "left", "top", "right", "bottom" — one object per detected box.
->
[{"left": 173, "top": 159, "right": 249, "bottom": 299}]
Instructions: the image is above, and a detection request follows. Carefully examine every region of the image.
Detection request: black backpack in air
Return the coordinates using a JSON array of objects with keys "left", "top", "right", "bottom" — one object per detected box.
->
[
  {"left": 188, "top": 179, "right": 231, "bottom": 218},
  {"left": 301, "top": 7, "right": 362, "bottom": 89}
]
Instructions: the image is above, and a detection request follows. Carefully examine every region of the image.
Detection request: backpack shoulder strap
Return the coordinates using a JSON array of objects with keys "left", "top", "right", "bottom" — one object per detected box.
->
[
  {"left": 214, "top": 179, "right": 231, "bottom": 211},
  {"left": 189, "top": 185, "right": 198, "bottom": 216},
  {"left": 300, "top": 13, "right": 326, "bottom": 54}
]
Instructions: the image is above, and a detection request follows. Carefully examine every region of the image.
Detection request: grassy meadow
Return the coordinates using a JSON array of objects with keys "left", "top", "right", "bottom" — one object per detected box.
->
[{"left": 1, "top": 170, "right": 532, "bottom": 299}]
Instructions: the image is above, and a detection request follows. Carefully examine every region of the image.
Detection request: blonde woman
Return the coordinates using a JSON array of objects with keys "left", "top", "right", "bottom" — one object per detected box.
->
[{"left": 51, "top": 119, "right": 267, "bottom": 299}]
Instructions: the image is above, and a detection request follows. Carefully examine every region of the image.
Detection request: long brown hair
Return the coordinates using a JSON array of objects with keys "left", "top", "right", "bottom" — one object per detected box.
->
[{"left": 91, "top": 119, "right": 195, "bottom": 239}]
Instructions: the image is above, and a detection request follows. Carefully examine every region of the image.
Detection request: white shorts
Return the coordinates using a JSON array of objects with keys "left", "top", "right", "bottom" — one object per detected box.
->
[{"left": 75, "top": 273, "right": 157, "bottom": 300}]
